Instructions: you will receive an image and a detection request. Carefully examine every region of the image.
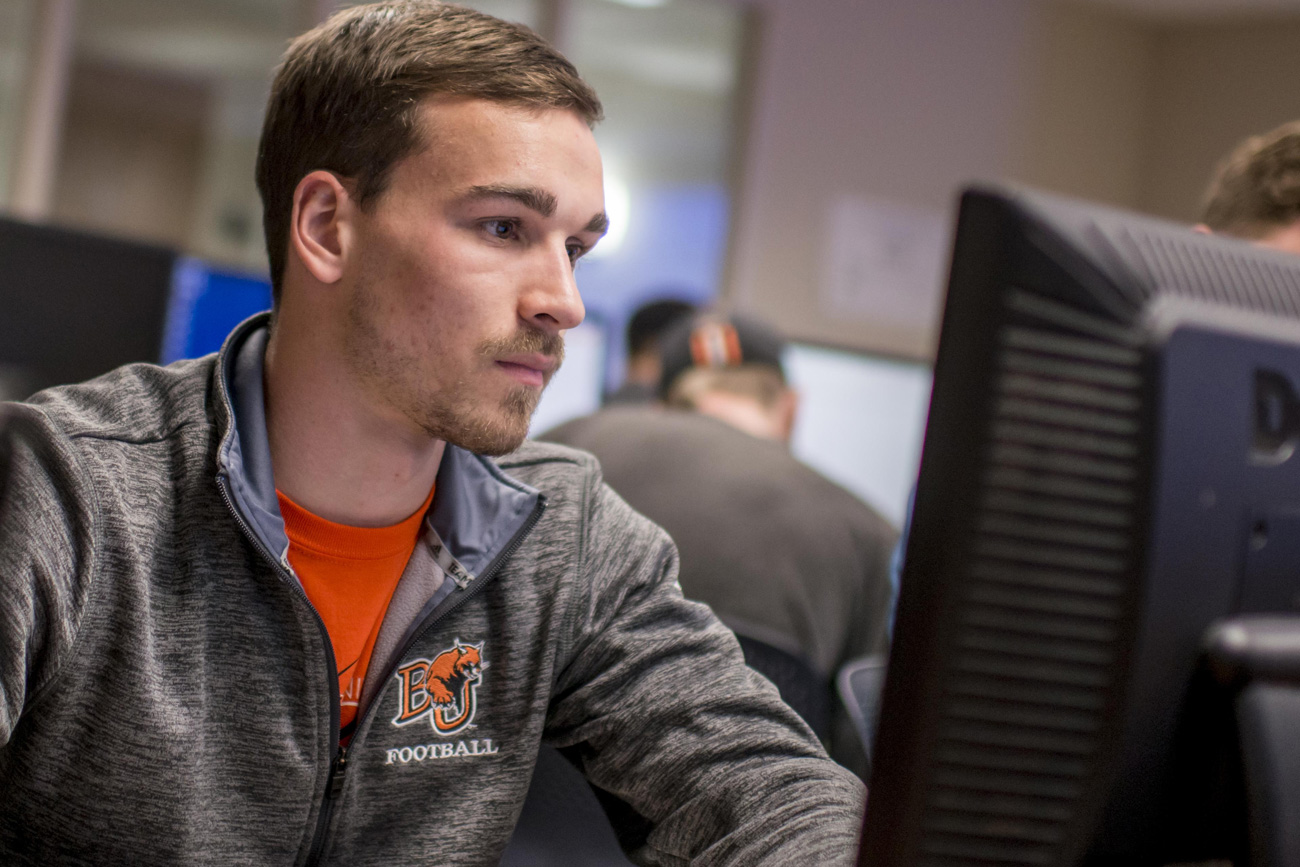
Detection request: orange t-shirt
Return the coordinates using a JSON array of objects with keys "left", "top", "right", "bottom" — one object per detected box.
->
[{"left": 277, "top": 486, "right": 435, "bottom": 741}]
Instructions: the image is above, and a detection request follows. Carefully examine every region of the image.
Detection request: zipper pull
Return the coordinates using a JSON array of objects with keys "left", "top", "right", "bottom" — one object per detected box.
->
[{"left": 327, "top": 747, "right": 349, "bottom": 799}]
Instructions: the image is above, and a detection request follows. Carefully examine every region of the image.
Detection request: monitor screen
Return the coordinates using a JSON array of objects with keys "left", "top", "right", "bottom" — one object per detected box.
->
[
  {"left": 784, "top": 342, "right": 931, "bottom": 529},
  {"left": 159, "top": 259, "right": 273, "bottom": 364},
  {"left": 858, "top": 185, "right": 1300, "bottom": 866}
]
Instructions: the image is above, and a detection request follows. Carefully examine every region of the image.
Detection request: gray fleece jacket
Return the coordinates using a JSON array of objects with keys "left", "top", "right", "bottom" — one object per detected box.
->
[{"left": 0, "top": 315, "right": 866, "bottom": 866}]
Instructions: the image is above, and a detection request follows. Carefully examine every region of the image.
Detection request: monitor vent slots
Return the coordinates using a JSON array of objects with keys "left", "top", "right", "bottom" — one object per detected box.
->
[
  {"left": 1116, "top": 227, "right": 1300, "bottom": 318},
  {"left": 917, "top": 286, "right": 1145, "bottom": 867}
]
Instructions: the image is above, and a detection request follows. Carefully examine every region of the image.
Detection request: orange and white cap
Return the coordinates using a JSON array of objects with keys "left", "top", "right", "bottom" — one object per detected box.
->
[{"left": 658, "top": 313, "right": 787, "bottom": 397}]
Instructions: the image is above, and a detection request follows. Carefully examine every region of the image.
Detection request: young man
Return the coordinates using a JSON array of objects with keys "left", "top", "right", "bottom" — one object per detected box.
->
[
  {"left": 1200, "top": 119, "right": 1300, "bottom": 254},
  {"left": 0, "top": 4, "right": 864, "bottom": 865}
]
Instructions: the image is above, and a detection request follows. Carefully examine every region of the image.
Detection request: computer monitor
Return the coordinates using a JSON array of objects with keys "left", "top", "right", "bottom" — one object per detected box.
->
[
  {"left": 859, "top": 185, "right": 1300, "bottom": 866},
  {"left": 159, "top": 259, "right": 273, "bottom": 364},
  {"left": 0, "top": 217, "right": 177, "bottom": 399}
]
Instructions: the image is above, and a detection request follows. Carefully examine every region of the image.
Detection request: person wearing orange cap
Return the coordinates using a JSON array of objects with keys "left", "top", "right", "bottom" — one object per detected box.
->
[{"left": 544, "top": 313, "right": 897, "bottom": 780}]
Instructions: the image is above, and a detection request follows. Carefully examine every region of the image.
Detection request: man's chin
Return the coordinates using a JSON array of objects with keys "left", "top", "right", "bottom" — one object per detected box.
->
[
  {"left": 458, "top": 430, "right": 529, "bottom": 457},
  {"left": 438, "top": 389, "right": 538, "bottom": 456}
]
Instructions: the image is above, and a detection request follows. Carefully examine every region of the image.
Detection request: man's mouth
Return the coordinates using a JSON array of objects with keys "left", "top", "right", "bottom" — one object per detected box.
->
[{"left": 495, "top": 354, "right": 558, "bottom": 388}]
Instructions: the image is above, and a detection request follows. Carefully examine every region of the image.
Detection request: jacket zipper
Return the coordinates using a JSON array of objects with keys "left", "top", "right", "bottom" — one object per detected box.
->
[
  {"left": 212, "top": 335, "right": 348, "bottom": 866},
  {"left": 397, "top": 495, "right": 548, "bottom": 658},
  {"left": 214, "top": 352, "right": 549, "bottom": 864},
  {"left": 303, "top": 494, "right": 548, "bottom": 865},
  {"left": 214, "top": 476, "right": 344, "bottom": 865},
  {"left": 219, "top": 462, "right": 547, "bottom": 866}
]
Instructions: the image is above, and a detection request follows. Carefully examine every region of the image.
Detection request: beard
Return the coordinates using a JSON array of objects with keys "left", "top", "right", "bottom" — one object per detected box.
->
[
  {"left": 441, "top": 381, "right": 542, "bottom": 456},
  {"left": 343, "top": 289, "right": 565, "bottom": 457},
  {"left": 430, "top": 328, "right": 566, "bottom": 456}
]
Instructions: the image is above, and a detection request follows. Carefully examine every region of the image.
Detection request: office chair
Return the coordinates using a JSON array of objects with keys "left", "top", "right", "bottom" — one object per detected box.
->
[
  {"left": 499, "top": 742, "right": 634, "bottom": 866},
  {"left": 732, "top": 632, "right": 834, "bottom": 743},
  {"left": 501, "top": 634, "right": 835, "bottom": 865},
  {"left": 835, "top": 653, "right": 888, "bottom": 777}
]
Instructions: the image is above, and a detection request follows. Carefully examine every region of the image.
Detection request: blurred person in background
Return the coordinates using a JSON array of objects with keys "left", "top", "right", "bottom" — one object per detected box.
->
[
  {"left": 0, "top": 4, "right": 867, "bottom": 864},
  {"left": 604, "top": 297, "right": 696, "bottom": 405},
  {"left": 543, "top": 313, "right": 898, "bottom": 779},
  {"left": 1199, "top": 119, "right": 1300, "bottom": 254}
]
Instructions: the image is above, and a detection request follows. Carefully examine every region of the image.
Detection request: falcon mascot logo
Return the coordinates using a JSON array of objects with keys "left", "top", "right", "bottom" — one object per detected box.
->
[{"left": 392, "top": 639, "right": 486, "bottom": 735}]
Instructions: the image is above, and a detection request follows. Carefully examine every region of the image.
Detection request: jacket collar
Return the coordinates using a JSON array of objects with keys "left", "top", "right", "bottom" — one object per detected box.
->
[{"left": 212, "top": 312, "right": 540, "bottom": 577}]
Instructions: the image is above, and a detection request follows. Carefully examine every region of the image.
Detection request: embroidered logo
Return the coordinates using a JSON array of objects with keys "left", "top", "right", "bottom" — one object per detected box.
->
[{"left": 392, "top": 638, "right": 486, "bottom": 736}]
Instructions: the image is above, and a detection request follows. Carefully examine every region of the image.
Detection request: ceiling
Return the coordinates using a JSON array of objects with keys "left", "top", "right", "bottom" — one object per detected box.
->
[
  {"left": 65, "top": 0, "right": 1300, "bottom": 85},
  {"left": 1063, "top": 0, "right": 1300, "bottom": 22}
]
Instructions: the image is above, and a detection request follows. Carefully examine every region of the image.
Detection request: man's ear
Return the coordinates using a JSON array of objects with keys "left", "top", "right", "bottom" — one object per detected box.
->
[{"left": 289, "top": 170, "right": 355, "bottom": 285}]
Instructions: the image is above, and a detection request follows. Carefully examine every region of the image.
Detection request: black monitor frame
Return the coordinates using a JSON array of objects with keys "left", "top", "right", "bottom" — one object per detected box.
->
[{"left": 859, "top": 185, "right": 1300, "bottom": 867}]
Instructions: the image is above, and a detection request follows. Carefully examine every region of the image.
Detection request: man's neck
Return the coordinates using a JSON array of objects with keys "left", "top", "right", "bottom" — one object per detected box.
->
[
  {"left": 262, "top": 318, "right": 445, "bottom": 528},
  {"left": 625, "top": 352, "right": 661, "bottom": 387},
  {"left": 693, "top": 391, "right": 791, "bottom": 445}
]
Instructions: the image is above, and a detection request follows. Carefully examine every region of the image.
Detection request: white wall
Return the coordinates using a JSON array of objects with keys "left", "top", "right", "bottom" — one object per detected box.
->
[
  {"left": 1139, "top": 17, "right": 1300, "bottom": 222},
  {"left": 726, "top": 0, "right": 1041, "bottom": 361},
  {"left": 187, "top": 74, "right": 273, "bottom": 272},
  {"left": 51, "top": 59, "right": 208, "bottom": 246},
  {"left": 1017, "top": 3, "right": 1154, "bottom": 211},
  {"left": 724, "top": 0, "right": 1300, "bottom": 360}
]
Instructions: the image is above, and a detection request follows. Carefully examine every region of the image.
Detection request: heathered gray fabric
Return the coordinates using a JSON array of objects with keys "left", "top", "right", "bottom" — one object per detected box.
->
[
  {"left": 225, "top": 322, "right": 288, "bottom": 562},
  {"left": 0, "top": 326, "right": 866, "bottom": 865}
]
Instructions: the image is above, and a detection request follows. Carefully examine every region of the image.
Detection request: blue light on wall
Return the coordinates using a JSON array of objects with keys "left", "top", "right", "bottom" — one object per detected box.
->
[{"left": 575, "top": 182, "right": 729, "bottom": 391}]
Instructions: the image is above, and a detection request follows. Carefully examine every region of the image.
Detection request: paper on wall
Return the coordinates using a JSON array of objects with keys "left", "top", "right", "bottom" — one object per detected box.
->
[{"left": 820, "top": 195, "right": 951, "bottom": 346}]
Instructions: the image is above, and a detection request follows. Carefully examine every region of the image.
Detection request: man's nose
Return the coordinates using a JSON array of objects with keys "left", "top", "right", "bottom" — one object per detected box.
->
[{"left": 521, "top": 242, "right": 585, "bottom": 333}]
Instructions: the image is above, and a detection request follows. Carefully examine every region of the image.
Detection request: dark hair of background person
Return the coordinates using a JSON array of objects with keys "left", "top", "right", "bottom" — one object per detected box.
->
[
  {"left": 1201, "top": 119, "right": 1300, "bottom": 239},
  {"left": 626, "top": 299, "right": 697, "bottom": 358},
  {"left": 256, "top": 0, "right": 603, "bottom": 305}
]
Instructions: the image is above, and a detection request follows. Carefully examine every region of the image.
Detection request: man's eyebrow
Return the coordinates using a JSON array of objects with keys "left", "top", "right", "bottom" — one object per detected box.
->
[
  {"left": 464, "top": 184, "right": 557, "bottom": 217},
  {"left": 586, "top": 212, "right": 609, "bottom": 235}
]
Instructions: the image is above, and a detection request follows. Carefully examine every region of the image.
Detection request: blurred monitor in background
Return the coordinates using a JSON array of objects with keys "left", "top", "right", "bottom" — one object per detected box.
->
[
  {"left": 784, "top": 343, "right": 931, "bottom": 530},
  {"left": 159, "top": 261, "right": 273, "bottom": 364},
  {"left": 603, "top": 296, "right": 696, "bottom": 405},
  {"left": 0, "top": 217, "right": 175, "bottom": 400}
]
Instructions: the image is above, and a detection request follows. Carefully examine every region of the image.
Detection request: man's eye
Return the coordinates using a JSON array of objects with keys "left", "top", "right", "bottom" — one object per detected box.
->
[
  {"left": 566, "top": 242, "right": 587, "bottom": 263},
  {"left": 484, "top": 219, "right": 518, "bottom": 240}
]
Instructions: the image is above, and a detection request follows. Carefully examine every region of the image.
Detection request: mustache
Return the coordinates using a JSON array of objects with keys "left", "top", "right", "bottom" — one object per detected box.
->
[{"left": 480, "top": 328, "right": 565, "bottom": 368}]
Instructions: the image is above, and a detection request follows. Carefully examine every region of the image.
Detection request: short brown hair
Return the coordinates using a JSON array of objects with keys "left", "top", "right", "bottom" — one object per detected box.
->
[
  {"left": 256, "top": 1, "right": 602, "bottom": 303},
  {"left": 1201, "top": 120, "right": 1300, "bottom": 239}
]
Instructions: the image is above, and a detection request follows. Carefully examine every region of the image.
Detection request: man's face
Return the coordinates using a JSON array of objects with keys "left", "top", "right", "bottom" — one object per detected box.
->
[{"left": 341, "top": 97, "right": 606, "bottom": 455}]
